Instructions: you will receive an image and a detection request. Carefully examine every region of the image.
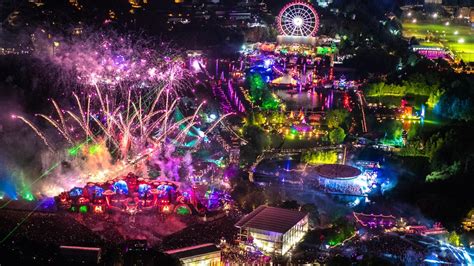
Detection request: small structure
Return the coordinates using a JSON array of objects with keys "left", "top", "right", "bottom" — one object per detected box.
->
[
  {"left": 353, "top": 212, "right": 396, "bottom": 229},
  {"left": 59, "top": 246, "right": 101, "bottom": 264},
  {"left": 235, "top": 205, "right": 308, "bottom": 255},
  {"left": 165, "top": 243, "right": 221, "bottom": 266}
]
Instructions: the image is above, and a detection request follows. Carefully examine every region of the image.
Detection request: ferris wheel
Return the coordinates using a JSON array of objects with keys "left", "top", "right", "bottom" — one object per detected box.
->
[{"left": 277, "top": 1, "right": 319, "bottom": 37}]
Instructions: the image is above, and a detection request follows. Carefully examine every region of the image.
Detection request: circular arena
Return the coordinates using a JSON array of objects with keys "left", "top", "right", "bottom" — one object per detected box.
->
[
  {"left": 314, "top": 164, "right": 364, "bottom": 195},
  {"left": 315, "top": 164, "right": 362, "bottom": 180}
]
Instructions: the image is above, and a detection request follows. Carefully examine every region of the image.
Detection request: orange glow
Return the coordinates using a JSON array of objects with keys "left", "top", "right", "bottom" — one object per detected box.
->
[{"left": 94, "top": 205, "right": 104, "bottom": 213}]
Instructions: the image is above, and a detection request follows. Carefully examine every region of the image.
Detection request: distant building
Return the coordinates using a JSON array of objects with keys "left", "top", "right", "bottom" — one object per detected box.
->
[
  {"left": 165, "top": 243, "right": 221, "bottom": 265},
  {"left": 456, "top": 7, "right": 471, "bottom": 18},
  {"left": 235, "top": 206, "right": 309, "bottom": 255},
  {"left": 425, "top": 0, "right": 442, "bottom": 4},
  {"left": 314, "top": 0, "right": 333, "bottom": 8},
  {"left": 228, "top": 11, "right": 252, "bottom": 21}
]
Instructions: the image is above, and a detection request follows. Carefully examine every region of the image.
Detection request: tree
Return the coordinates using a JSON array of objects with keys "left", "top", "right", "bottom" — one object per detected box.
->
[
  {"left": 426, "top": 89, "right": 444, "bottom": 108},
  {"left": 329, "top": 127, "right": 346, "bottom": 144},
  {"left": 246, "top": 73, "right": 281, "bottom": 110},
  {"left": 302, "top": 150, "right": 338, "bottom": 164},
  {"left": 243, "top": 124, "right": 270, "bottom": 153},
  {"left": 247, "top": 73, "right": 265, "bottom": 103},
  {"left": 326, "top": 109, "right": 350, "bottom": 129},
  {"left": 447, "top": 231, "right": 461, "bottom": 247},
  {"left": 426, "top": 161, "right": 461, "bottom": 182}
]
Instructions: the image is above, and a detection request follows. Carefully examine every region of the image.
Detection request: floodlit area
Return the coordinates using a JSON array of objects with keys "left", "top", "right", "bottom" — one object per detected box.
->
[{"left": 403, "top": 22, "right": 474, "bottom": 62}]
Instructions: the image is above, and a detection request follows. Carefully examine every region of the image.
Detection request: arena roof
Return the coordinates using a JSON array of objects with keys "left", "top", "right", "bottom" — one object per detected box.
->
[
  {"left": 165, "top": 243, "right": 220, "bottom": 259},
  {"left": 315, "top": 164, "right": 362, "bottom": 179},
  {"left": 235, "top": 206, "right": 307, "bottom": 234}
]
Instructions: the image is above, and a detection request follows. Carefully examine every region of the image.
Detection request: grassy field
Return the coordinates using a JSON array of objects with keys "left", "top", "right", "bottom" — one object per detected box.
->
[{"left": 402, "top": 22, "right": 474, "bottom": 62}]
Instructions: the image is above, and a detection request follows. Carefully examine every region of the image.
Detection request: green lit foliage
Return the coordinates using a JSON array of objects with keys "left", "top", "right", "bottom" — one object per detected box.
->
[
  {"left": 247, "top": 73, "right": 266, "bottom": 103},
  {"left": 316, "top": 46, "right": 336, "bottom": 55},
  {"left": 329, "top": 127, "right": 346, "bottom": 144},
  {"left": 326, "top": 218, "right": 355, "bottom": 246},
  {"left": 399, "top": 131, "right": 448, "bottom": 159},
  {"left": 247, "top": 112, "right": 266, "bottom": 126},
  {"left": 447, "top": 231, "right": 461, "bottom": 247},
  {"left": 247, "top": 73, "right": 280, "bottom": 110},
  {"left": 261, "top": 93, "right": 280, "bottom": 111},
  {"left": 426, "top": 89, "right": 445, "bottom": 108},
  {"left": 426, "top": 161, "right": 461, "bottom": 182},
  {"left": 326, "top": 109, "right": 350, "bottom": 129},
  {"left": 268, "top": 112, "right": 285, "bottom": 125},
  {"left": 302, "top": 150, "right": 338, "bottom": 165},
  {"left": 365, "top": 74, "right": 441, "bottom": 97}
]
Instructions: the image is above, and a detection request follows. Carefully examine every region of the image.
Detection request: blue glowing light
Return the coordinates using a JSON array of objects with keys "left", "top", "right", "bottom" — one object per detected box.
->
[
  {"left": 69, "top": 187, "right": 83, "bottom": 197},
  {"left": 113, "top": 180, "right": 129, "bottom": 195},
  {"left": 263, "top": 59, "right": 273, "bottom": 68},
  {"left": 0, "top": 179, "right": 18, "bottom": 200},
  {"left": 94, "top": 186, "right": 104, "bottom": 197}
]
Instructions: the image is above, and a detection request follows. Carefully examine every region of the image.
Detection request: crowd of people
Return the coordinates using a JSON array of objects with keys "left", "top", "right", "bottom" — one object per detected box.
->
[
  {"left": 221, "top": 245, "right": 270, "bottom": 264},
  {"left": 335, "top": 234, "right": 426, "bottom": 264},
  {"left": 160, "top": 212, "right": 239, "bottom": 250},
  {"left": 0, "top": 209, "right": 110, "bottom": 264}
]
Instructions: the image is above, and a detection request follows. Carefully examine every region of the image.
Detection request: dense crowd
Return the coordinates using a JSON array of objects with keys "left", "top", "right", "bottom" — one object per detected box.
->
[
  {"left": 0, "top": 207, "right": 243, "bottom": 264},
  {"left": 221, "top": 245, "right": 270, "bottom": 264},
  {"left": 335, "top": 234, "right": 426, "bottom": 264},
  {"left": 0, "top": 209, "right": 110, "bottom": 264},
  {"left": 160, "top": 213, "right": 239, "bottom": 250}
]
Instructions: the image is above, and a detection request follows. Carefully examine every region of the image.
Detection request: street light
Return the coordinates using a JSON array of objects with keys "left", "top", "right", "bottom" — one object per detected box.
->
[
  {"left": 412, "top": 19, "right": 417, "bottom": 23},
  {"left": 432, "top": 13, "right": 438, "bottom": 19},
  {"left": 458, "top": 38, "right": 465, "bottom": 44}
]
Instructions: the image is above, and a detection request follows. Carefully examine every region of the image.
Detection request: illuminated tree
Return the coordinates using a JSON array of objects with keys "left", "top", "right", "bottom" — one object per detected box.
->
[
  {"left": 426, "top": 89, "right": 444, "bottom": 108},
  {"left": 247, "top": 73, "right": 280, "bottom": 110},
  {"left": 426, "top": 161, "right": 461, "bottom": 182},
  {"left": 247, "top": 73, "right": 265, "bottom": 103},
  {"left": 326, "top": 109, "right": 350, "bottom": 129},
  {"left": 302, "top": 150, "right": 338, "bottom": 164},
  {"left": 329, "top": 127, "right": 346, "bottom": 144},
  {"left": 447, "top": 231, "right": 461, "bottom": 247}
]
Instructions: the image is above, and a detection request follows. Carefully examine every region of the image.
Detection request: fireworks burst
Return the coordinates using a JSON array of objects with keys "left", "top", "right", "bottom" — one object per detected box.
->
[
  {"left": 38, "top": 30, "right": 192, "bottom": 94},
  {"left": 15, "top": 83, "right": 234, "bottom": 196}
]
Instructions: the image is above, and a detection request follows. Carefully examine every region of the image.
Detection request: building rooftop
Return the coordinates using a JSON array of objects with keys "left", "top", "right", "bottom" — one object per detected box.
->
[
  {"left": 235, "top": 206, "right": 307, "bottom": 234},
  {"left": 164, "top": 243, "right": 220, "bottom": 259}
]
